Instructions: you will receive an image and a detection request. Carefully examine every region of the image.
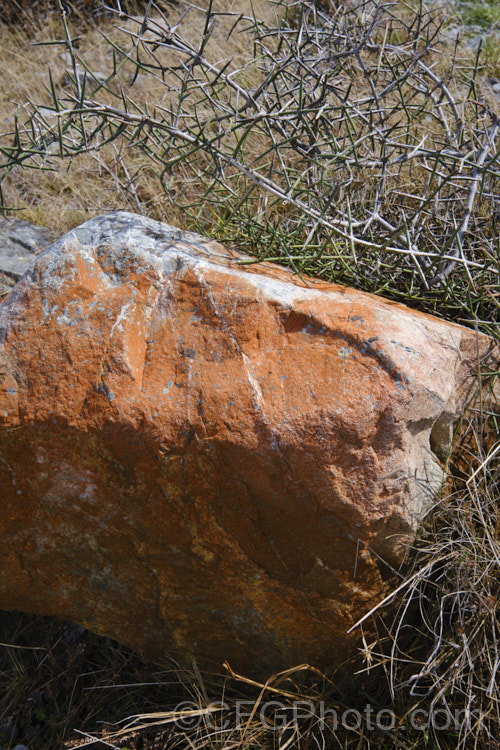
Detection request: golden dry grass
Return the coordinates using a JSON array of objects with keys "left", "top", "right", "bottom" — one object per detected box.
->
[
  {"left": 0, "top": 0, "right": 281, "bottom": 233},
  {"left": 0, "top": 0, "right": 493, "bottom": 239},
  {"left": 1, "top": 0, "right": 498, "bottom": 328}
]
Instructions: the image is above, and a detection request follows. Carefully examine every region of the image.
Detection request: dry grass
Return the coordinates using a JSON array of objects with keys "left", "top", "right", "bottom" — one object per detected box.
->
[
  {"left": 347, "top": 392, "right": 500, "bottom": 749},
  {"left": 1, "top": 0, "right": 499, "bottom": 334},
  {"left": 0, "top": 0, "right": 282, "bottom": 233}
]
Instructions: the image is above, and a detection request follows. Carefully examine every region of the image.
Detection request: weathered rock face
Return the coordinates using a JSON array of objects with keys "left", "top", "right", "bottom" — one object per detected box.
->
[
  {"left": 0, "top": 212, "right": 497, "bottom": 674},
  {"left": 0, "top": 217, "right": 59, "bottom": 298}
]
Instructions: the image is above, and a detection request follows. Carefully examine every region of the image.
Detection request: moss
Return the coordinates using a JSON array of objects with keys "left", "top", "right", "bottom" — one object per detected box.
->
[{"left": 459, "top": 0, "right": 500, "bottom": 28}]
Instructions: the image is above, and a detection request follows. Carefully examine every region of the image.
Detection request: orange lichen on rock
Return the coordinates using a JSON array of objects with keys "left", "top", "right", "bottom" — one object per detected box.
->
[{"left": 0, "top": 212, "right": 497, "bottom": 674}]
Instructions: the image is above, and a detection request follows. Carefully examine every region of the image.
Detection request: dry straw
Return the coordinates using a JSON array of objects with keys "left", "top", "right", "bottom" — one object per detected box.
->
[{"left": 0, "top": 0, "right": 499, "bottom": 335}]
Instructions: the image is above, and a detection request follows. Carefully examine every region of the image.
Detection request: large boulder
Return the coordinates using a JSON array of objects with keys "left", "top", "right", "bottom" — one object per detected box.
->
[{"left": 0, "top": 212, "right": 497, "bottom": 674}]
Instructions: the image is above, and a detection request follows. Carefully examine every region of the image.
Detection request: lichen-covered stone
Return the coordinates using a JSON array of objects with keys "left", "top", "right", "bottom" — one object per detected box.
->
[{"left": 0, "top": 211, "right": 497, "bottom": 674}]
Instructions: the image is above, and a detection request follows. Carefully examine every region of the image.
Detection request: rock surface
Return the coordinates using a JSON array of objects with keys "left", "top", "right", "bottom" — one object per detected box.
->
[
  {"left": 0, "top": 217, "right": 59, "bottom": 298},
  {"left": 0, "top": 211, "right": 497, "bottom": 674}
]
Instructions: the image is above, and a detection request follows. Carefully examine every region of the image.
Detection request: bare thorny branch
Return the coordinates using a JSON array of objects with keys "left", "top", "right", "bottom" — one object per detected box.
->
[{"left": 0, "top": 0, "right": 499, "bottom": 330}]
